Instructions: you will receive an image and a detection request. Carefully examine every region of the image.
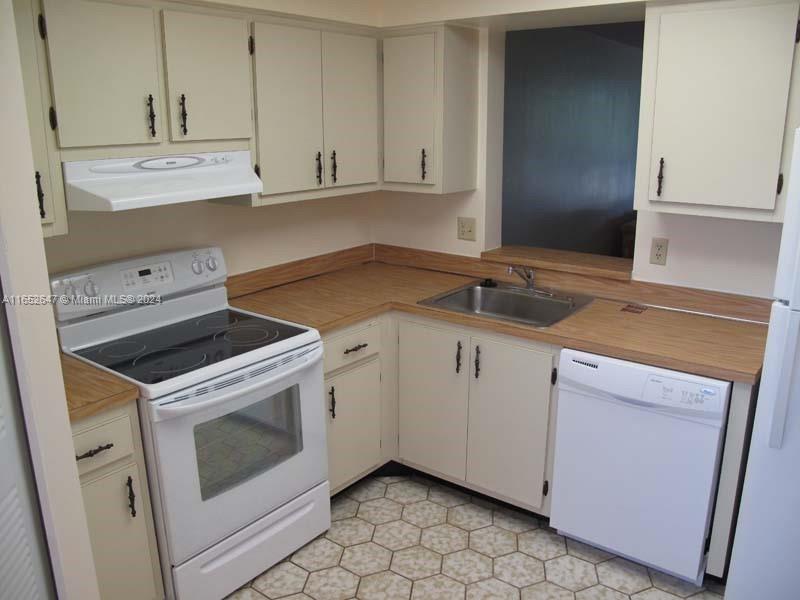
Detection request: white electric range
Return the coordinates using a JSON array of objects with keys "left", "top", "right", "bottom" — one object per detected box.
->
[{"left": 51, "top": 247, "right": 330, "bottom": 600}]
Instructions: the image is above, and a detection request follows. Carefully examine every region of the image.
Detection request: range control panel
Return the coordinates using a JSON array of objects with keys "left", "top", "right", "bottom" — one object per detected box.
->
[
  {"left": 643, "top": 375, "right": 722, "bottom": 413},
  {"left": 50, "top": 247, "right": 226, "bottom": 322}
]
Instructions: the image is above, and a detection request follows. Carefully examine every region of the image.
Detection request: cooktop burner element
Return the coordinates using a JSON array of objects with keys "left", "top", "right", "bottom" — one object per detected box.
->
[{"left": 75, "top": 309, "right": 306, "bottom": 385}]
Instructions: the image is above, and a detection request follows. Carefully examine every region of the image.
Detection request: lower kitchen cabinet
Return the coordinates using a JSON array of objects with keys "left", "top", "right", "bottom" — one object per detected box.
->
[
  {"left": 81, "top": 464, "right": 157, "bottom": 600},
  {"left": 467, "top": 337, "right": 554, "bottom": 509},
  {"left": 398, "top": 321, "right": 469, "bottom": 480},
  {"left": 325, "top": 357, "right": 382, "bottom": 492},
  {"left": 72, "top": 403, "right": 163, "bottom": 600},
  {"left": 397, "top": 318, "right": 556, "bottom": 511}
]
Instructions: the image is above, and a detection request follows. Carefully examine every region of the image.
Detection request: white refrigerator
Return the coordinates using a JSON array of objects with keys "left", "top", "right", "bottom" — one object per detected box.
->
[{"left": 726, "top": 129, "right": 800, "bottom": 599}]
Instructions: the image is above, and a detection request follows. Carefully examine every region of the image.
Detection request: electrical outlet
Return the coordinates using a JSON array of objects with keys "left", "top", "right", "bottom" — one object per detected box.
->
[
  {"left": 650, "top": 237, "right": 669, "bottom": 266},
  {"left": 457, "top": 217, "right": 477, "bottom": 241}
]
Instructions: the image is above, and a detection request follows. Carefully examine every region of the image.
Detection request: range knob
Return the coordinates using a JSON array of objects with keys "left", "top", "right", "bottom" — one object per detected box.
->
[
  {"left": 191, "top": 259, "right": 204, "bottom": 275},
  {"left": 206, "top": 256, "right": 218, "bottom": 271},
  {"left": 83, "top": 281, "right": 99, "bottom": 297}
]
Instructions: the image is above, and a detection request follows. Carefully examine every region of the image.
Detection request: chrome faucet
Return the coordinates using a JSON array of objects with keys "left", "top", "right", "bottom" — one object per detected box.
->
[{"left": 507, "top": 265, "right": 535, "bottom": 289}]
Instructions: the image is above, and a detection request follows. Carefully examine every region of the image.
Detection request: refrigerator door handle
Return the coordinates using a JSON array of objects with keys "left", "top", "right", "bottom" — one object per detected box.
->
[{"left": 765, "top": 307, "right": 800, "bottom": 449}]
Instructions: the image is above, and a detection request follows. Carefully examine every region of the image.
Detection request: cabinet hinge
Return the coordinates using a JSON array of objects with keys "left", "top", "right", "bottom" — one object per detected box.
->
[
  {"left": 551, "top": 367, "right": 557, "bottom": 385},
  {"left": 254, "top": 164, "right": 261, "bottom": 178},
  {"left": 542, "top": 480, "right": 549, "bottom": 496},
  {"left": 48, "top": 106, "right": 57, "bottom": 130},
  {"left": 778, "top": 173, "right": 785, "bottom": 195},
  {"left": 37, "top": 13, "right": 47, "bottom": 39},
  {"left": 248, "top": 35, "right": 255, "bottom": 55}
]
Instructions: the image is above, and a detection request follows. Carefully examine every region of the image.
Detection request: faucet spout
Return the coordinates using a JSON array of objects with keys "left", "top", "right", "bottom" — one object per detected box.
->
[{"left": 507, "top": 265, "right": 535, "bottom": 289}]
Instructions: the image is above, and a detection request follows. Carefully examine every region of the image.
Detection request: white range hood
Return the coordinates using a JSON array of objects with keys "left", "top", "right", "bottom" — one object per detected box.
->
[{"left": 63, "top": 151, "right": 262, "bottom": 211}]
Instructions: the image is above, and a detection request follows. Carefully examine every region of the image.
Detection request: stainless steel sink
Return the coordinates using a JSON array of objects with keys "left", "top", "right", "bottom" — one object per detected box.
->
[{"left": 420, "top": 281, "right": 593, "bottom": 328}]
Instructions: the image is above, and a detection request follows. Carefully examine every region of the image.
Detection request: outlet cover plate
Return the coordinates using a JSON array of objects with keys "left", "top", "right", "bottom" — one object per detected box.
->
[
  {"left": 650, "top": 237, "right": 669, "bottom": 266},
  {"left": 457, "top": 217, "right": 476, "bottom": 241}
]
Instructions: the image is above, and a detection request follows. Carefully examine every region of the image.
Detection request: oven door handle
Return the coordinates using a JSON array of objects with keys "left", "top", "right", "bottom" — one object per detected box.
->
[{"left": 150, "top": 346, "right": 323, "bottom": 422}]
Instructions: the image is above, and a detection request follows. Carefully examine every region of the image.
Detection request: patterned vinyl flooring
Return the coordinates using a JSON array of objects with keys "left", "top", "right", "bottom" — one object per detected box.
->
[{"left": 225, "top": 475, "right": 726, "bottom": 600}]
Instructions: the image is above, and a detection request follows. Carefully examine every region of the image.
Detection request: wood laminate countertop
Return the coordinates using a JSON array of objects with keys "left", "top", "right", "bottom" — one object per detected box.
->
[
  {"left": 232, "top": 262, "right": 767, "bottom": 383},
  {"left": 61, "top": 353, "right": 138, "bottom": 422}
]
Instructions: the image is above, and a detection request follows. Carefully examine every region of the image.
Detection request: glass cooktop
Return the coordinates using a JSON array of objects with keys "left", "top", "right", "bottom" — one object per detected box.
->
[{"left": 75, "top": 309, "right": 306, "bottom": 385}]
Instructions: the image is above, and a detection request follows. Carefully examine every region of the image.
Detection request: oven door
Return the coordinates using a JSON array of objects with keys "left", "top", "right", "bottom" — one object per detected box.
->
[{"left": 147, "top": 343, "right": 326, "bottom": 565}]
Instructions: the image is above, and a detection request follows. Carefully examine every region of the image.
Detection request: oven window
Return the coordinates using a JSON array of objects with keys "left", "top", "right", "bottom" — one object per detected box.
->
[{"left": 194, "top": 384, "right": 303, "bottom": 501}]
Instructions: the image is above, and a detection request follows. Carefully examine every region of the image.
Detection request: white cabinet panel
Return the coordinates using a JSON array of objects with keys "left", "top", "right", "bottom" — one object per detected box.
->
[
  {"left": 637, "top": 0, "right": 798, "bottom": 214},
  {"left": 383, "top": 33, "right": 436, "bottom": 185},
  {"left": 42, "top": 0, "right": 162, "bottom": 148},
  {"left": 326, "top": 359, "right": 382, "bottom": 491},
  {"left": 162, "top": 11, "right": 252, "bottom": 142},
  {"left": 398, "top": 321, "right": 468, "bottom": 480},
  {"left": 467, "top": 337, "right": 553, "bottom": 509},
  {"left": 254, "top": 23, "right": 324, "bottom": 195},
  {"left": 82, "top": 464, "right": 158, "bottom": 600},
  {"left": 322, "top": 32, "right": 379, "bottom": 187}
]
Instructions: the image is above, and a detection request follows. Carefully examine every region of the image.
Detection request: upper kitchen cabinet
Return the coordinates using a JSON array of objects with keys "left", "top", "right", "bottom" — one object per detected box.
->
[
  {"left": 41, "top": 0, "right": 162, "bottom": 148},
  {"left": 252, "top": 24, "right": 379, "bottom": 202},
  {"left": 162, "top": 11, "right": 253, "bottom": 142},
  {"left": 634, "top": 0, "right": 800, "bottom": 221},
  {"left": 253, "top": 23, "right": 323, "bottom": 195},
  {"left": 382, "top": 26, "right": 479, "bottom": 194},
  {"left": 322, "top": 32, "right": 379, "bottom": 188}
]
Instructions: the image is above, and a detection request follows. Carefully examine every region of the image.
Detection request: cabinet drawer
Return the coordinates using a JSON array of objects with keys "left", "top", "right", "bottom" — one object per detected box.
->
[
  {"left": 73, "top": 416, "right": 134, "bottom": 476},
  {"left": 324, "top": 323, "right": 380, "bottom": 373}
]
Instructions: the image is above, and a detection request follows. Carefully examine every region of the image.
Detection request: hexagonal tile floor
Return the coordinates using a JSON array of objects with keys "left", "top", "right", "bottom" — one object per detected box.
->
[{"left": 226, "top": 474, "right": 725, "bottom": 600}]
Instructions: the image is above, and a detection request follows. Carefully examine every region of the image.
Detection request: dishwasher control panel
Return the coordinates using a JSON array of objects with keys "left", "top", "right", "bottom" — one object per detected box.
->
[{"left": 644, "top": 375, "right": 722, "bottom": 413}]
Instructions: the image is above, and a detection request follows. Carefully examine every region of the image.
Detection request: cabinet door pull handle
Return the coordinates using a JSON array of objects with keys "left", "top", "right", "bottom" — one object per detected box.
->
[
  {"left": 656, "top": 157, "right": 665, "bottom": 196},
  {"left": 421, "top": 148, "right": 427, "bottom": 181},
  {"left": 147, "top": 93, "right": 156, "bottom": 137},
  {"left": 331, "top": 150, "right": 338, "bottom": 184},
  {"left": 474, "top": 345, "right": 481, "bottom": 379},
  {"left": 75, "top": 442, "right": 114, "bottom": 461},
  {"left": 179, "top": 94, "right": 188, "bottom": 135},
  {"left": 126, "top": 475, "right": 137, "bottom": 518},
  {"left": 35, "top": 171, "right": 46, "bottom": 219},
  {"left": 343, "top": 343, "right": 368, "bottom": 355},
  {"left": 456, "top": 340, "right": 462, "bottom": 374},
  {"left": 329, "top": 386, "right": 337, "bottom": 419},
  {"left": 316, "top": 151, "right": 323, "bottom": 185}
]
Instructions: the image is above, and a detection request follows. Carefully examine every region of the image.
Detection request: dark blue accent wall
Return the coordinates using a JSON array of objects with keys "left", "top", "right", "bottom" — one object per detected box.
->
[{"left": 502, "top": 23, "right": 644, "bottom": 257}]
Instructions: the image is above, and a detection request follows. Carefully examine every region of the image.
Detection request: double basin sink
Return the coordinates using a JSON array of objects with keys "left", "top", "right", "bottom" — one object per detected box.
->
[{"left": 420, "top": 280, "right": 593, "bottom": 328}]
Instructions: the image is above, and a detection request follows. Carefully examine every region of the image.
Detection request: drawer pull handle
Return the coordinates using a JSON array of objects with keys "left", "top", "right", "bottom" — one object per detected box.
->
[
  {"left": 344, "top": 343, "right": 368, "bottom": 355},
  {"left": 126, "top": 475, "right": 137, "bottom": 518},
  {"left": 474, "top": 345, "right": 481, "bottom": 379},
  {"left": 75, "top": 442, "right": 114, "bottom": 461},
  {"left": 456, "top": 340, "right": 462, "bottom": 374},
  {"left": 329, "top": 386, "right": 336, "bottom": 419}
]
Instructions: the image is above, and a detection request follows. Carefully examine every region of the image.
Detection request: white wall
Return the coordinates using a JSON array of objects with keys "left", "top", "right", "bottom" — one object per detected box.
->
[
  {"left": 44, "top": 194, "right": 372, "bottom": 274},
  {"left": 632, "top": 211, "right": 782, "bottom": 298}
]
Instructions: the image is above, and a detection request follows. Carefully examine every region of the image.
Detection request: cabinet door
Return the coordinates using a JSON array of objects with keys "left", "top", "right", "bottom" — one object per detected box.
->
[
  {"left": 383, "top": 33, "right": 436, "bottom": 185},
  {"left": 322, "top": 32, "right": 379, "bottom": 187},
  {"left": 648, "top": 1, "right": 797, "bottom": 209},
  {"left": 467, "top": 338, "right": 553, "bottom": 509},
  {"left": 82, "top": 464, "right": 158, "bottom": 600},
  {"left": 42, "top": 0, "right": 161, "bottom": 148},
  {"left": 398, "top": 322, "right": 468, "bottom": 480},
  {"left": 162, "top": 11, "right": 252, "bottom": 141},
  {"left": 254, "top": 23, "right": 324, "bottom": 194},
  {"left": 326, "top": 359, "right": 382, "bottom": 491}
]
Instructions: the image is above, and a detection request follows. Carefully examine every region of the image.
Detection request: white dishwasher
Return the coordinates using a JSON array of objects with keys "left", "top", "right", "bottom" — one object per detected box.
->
[{"left": 550, "top": 349, "right": 730, "bottom": 584}]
